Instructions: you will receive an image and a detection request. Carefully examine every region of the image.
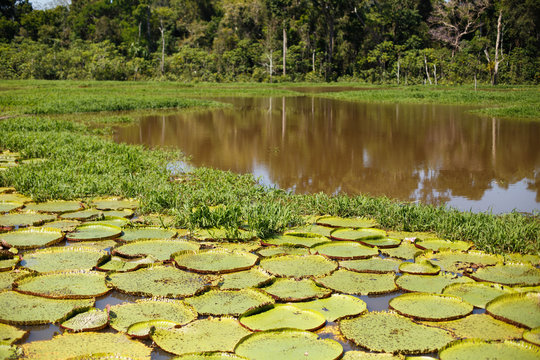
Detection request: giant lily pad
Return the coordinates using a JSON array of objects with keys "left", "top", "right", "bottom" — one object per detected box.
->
[
  {"left": 340, "top": 311, "right": 454, "bottom": 354},
  {"left": 262, "top": 278, "right": 331, "bottom": 301},
  {"left": 399, "top": 260, "right": 440, "bottom": 275},
  {"left": 14, "top": 270, "right": 110, "bottom": 299},
  {"left": 240, "top": 304, "right": 326, "bottom": 331},
  {"left": 220, "top": 267, "right": 273, "bottom": 290},
  {"left": 342, "top": 351, "right": 402, "bottom": 359},
  {"left": 95, "top": 255, "right": 155, "bottom": 272},
  {"left": 0, "top": 344, "right": 20, "bottom": 359},
  {"left": 523, "top": 327, "right": 540, "bottom": 346},
  {"left": 262, "top": 234, "right": 330, "bottom": 248},
  {"left": 0, "top": 291, "right": 93, "bottom": 325},
  {"left": 24, "top": 201, "right": 84, "bottom": 214},
  {"left": 211, "top": 241, "right": 261, "bottom": 253},
  {"left": 61, "top": 308, "right": 109, "bottom": 332},
  {"left": 109, "top": 298, "right": 197, "bottom": 333},
  {"left": 108, "top": 265, "right": 212, "bottom": 298},
  {"left": 67, "top": 224, "right": 122, "bottom": 241},
  {"left": 486, "top": 292, "right": 540, "bottom": 328},
  {"left": 316, "top": 269, "right": 397, "bottom": 295},
  {"left": 311, "top": 242, "right": 379, "bottom": 260},
  {"left": 396, "top": 273, "right": 475, "bottom": 294},
  {"left": 60, "top": 209, "right": 101, "bottom": 221},
  {"left": 127, "top": 320, "right": 179, "bottom": 339},
  {"left": 0, "top": 269, "right": 31, "bottom": 290},
  {"left": 0, "top": 212, "right": 56, "bottom": 230},
  {"left": 185, "top": 289, "right": 274, "bottom": 316},
  {"left": 21, "top": 332, "right": 151, "bottom": 360},
  {"left": 469, "top": 263, "right": 540, "bottom": 286},
  {"left": 330, "top": 228, "right": 386, "bottom": 241},
  {"left": 152, "top": 317, "right": 251, "bottom": 356},
  {"left": 414, "top": 239, "right": 472, "bottom": 252},
  {"left": 113, "top": 239, "right": 199, "bottom": 260},
  {"left": 0, "top": 187, "right": 15, "bottom": 194},
  {"left": 359, "top": 238, "right": 402, "bottom": 248},
  {"left": 260, "top": 254, "right": 337, "bottom": 279},
  {"left": 172, "top": 353, "right": 248, "bottom": 360},
  {"left": 442, "top": 282, "right": 513, "bottom": 308},
  {"left": 0, "top": 202, "right": 23, "bottom": 213},
  {"left": 85, "top": 216, "right": 129, "bottom": 228},
  {"left": 258, "top": 245, "right": 310, "bottom": 257},
  {"left": 92, "top": 198, "right": 139, "bottom": 210},
  {"left": 191, "top": 228, "right": 256, "bottom": 241},
  {"left": 439, "top": 339, "right": 540, "bottom": 360},
  {"left": 292, "top": 294, "right": 367, "bottom": 322},
  {"left": 23, "top": 247, "right": 108, "bottom": 272},
  {"left": 286, "top": 224, "right": 334, "bottom": 237},
  {"left": 340, "top": 258, "right": 402, "bottom": 273},
  {"left": 505, "top": 253, "right": 540, "bottom": 266},
  {"left": 234, "top": 329, "right": 343, "bottom": 360},
  {"left": 102, "top": 209, "right": 134, "bottom": 218},
  {"left": 172, "top": 249, "right": 258, "bottom": 274},
  {"left": 381, "top": 243, "right": 423, "bottom": 260},
  {"left": 0, "top": 193, "right": 30, "bottom": 203},
  {"left": 317, "top": 216, "right": 378, "bottom": 229},
  {"left": 118, "top": 227, "right": 177, "bottom": 242},
  {"left": 0, "top": 227, "right": 63, "bottom": 249},
  {"left": 0, "top": 256, "right": 20, "bottom": 271},
  {"left": 416, "top": 250, "right": 502, "bottom": 274},
  {"left": 389, "top": 293, "right": 473, "bottom": 321},
  {"left": 0, "top": 323, "right": 28, "bottom": 344},
  {"left": 44, "top": 220, "right": 80, "bottom": 232}
]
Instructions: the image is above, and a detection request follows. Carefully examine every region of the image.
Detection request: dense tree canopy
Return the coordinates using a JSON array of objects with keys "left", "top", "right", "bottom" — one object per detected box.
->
[{"left": 0, "top": 0, "right": 538, "bottom": 83}]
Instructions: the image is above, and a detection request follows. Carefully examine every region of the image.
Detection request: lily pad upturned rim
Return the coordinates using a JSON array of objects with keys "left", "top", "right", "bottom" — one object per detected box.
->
[
  {"left": 66, "top": 224, "right": 123, "bottom": 242},
  {"left": 172, "top": 249, "right": 259, "bottom": 274},
  {"left": 291, "top": 293, "right": 368, "bottom": 322},
  {"left": 59, "top": 209, "right": 102, "bottom": 221},
  {"left": 523, "top": 327, "right": 540, "bottom": 346},
  {"left": 330, "top": 228, "right": 387, "bottom": 241},
  {"left": 485, "top": 291, "right": 540, "bottom": 329},
  {"left": 316, "top": 215, "right": 378, "bottom": 229},
  {"left": 0, "top": 201, "right": 24, "bottom": 213},
  {"left": 0, "top": 226, "right": 64, "bottom": 249},
  {"left": 467, "top": 262, "right": 540, "bottom": 286},
  {"left": 239, "top": 304, "right": 327, "bottom": 332},
  {"left": 438, "top": 339, "right": 540, "bottom": 360},
  {"left": 22, "top": 246, "right": 109, "bottom": 273},
  {"left": 0, "top": 212, "right": 57, "bottom": 230},
  {"left": 441, "top": 281, "right": 512, "bottom": 309},
  {"left": 398, "top": 260, "right": 441, "bottom": 275},
  {"left": 24, "top": 201, "right": 84, "bottom": 214},
  {"left": 388, "top": 292, "right": 473, "bottom": 321},
  {"left": 60, "top": 307, "right": 110, "bottom": 332},
  {"left": 127, "top": 319, "right": 179, "bottom": 339}
]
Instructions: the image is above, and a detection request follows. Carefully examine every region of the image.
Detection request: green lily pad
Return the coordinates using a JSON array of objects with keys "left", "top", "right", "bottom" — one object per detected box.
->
[
  {"left": 0, "top": 212, "right": 56, "bottom": 230},
  {"left": 259, "top": 254, "right": 337, "bottom": 279},
  {"left": 172, "top": 353, "right": 248, "bottom": 360},
  {"left": 330, "top": 228, "right": 386, "bottom": 241},
  {"left": 340, "top": 311, "right": 454, "bottom": 354},
  {"left": 523, "top": 327, "right": 540, "bottom": 346},
  {"left": 191, "top": 228, "right": 256, "bottom": 241},
  {"left": 486, "top": 292, "right": 540, "bottom": 328},
  {"left": 207, "top": 241, "right": 261, "bottom": 253},
  {"left": 21, "top": 332, "right": 151, "bottom": 360},
  {"left": 311, "top": 242, "right": 379, "bottom": 260},
  {"left": 399, "top": 260, "right": 440, "bottom": 275},
  {"left": 316, "top": 269, "right": 397, "bottom": 295},
  {"left": 0, "top": 323, "right": 28, "bottom": 344},
  {"left": 0, "top": 344, "right": 20, "bottom": 359},
  {"left": 14, "top": 270, "right": 110, "bottom": 299},
  {"left": 67, "top": 224, "right": 122, "bottom": 242},
  {"left": 258, "top": 245, "right": 310, "bottom": 257},
  {"left": 127, "top": 320, "right": 178, "bottom": 339},
  {"left": 0, "top": 187, "right": 15, "bottom": 194},
  {"left": 60, "top": 209, "right": 102, "bottom": 221},
  {"left": 113, "top": 239, "right": 199, "bottom": 260},
  {"left": 389, "top": 293, "right": 473, "bottom": 321},
  {"left": 317, "top": 216, "right": 378, "bottom": 229},
  {"left": 439, "top": 339, "right": 540, "bottom": 360},
  {"left": 108, "top": 265, "right": 212, "bottom": 298},
  {"left": 23, "top": 247, "right": 108, "bottom": 272},
  {"left": 414, "top": 239, "right": 472, "bottom": 252},
  {"left": 359, "top": 238, "right": 402, "bottom": 248},
  {"left": 109, "top": 298, "right": 197, "bottom": 333},
  {"left": 292, "top": 294, "right": 367, "bottom": 322},
  {"left": 118, "top": 227, "right": 177, "bottom": 242},
  {"left": 95, "top": 255, "right": 156, "bottom": 272},
  {"left": 0, "top": 256, "right": 20, "bottom": 271},
  {"left": 0, "top": 291, "right": 93, "bottom": 325},
  {"left": 262, "top": 234, "right": 330, "bottom": 248},
  {"left": 92, "top": 198, "right": 139, "bottom": 211},
  {"left": 152, "top": 317, "right": 251, "bottom": 356},
  {"left": 234, "top": 329, "right": 343, "bottom": 360},
  {"left": 396, "top": 273, "right": 475, "bottom": 293},
  {"left": 340, "top": 258, "right": 402, "bottom": 273},
  {"left": 285, "top": 224, "right": 334, "bottom": 237},
  {"left": 85, "top": 216, "right": 130, "bottom": 228},
  {"left": 172, "top": 249, "right": 258, "bottom": 274},
  {"left": 61, "top": 308, "right": 109, "bottom": 332},
  {"left": 0, "top": 227, "right": 63, "bottom": 249},
  {"left": 381, "top": 243, "right": 423, "bottom": 260},
  {"left": 44, "top": 220, "right": 81, "bottom": 232},
  {"left": 342, "top": 351, "right": 402, "bottom": 359},
  {"left": 219, "top": 267, "right": 273, "bottom": 290},
  {"left": 421, "top": 314, "right": 524, "bottom": 341},
  {"left": 0, "top": 269, "right": 31, "bottom": 290},
  {"left": 185, "top": 289, "right": 275, "bottom": 316},
  {"left": 262, "top": 278, "right": 331, "bottom": 301},
  {"left": 67, "top": 240, "right": 118, "bottom": 251},
  {"left": 469, "top": 263, "right": 540, "bottom": 286},
  {"left": 416, "top": 250, "right": 502, "bottom": 274},
  {"left": 102, "top": 209, "right": 134, "bottom": 218},
  {"left": 504, "top": 254, "right": 540, "bottom": 266},
  {"left": 0, "top": 202, "right": 23, "bottom": 213},
  {"left": 240, "top": 304, "right": 326, "bottom": 331},
  {"left": 24, "top": 201, "right": 84, "bottom": 214},
  {"left": 442, "top": 282, "right": 513, "bottom": 308},
  {"left": 0, "top": 193, "right": 31, "bottom": 203}
]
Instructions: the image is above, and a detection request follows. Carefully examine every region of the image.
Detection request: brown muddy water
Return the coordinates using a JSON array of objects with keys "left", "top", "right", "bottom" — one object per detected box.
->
[{"left": 114, "top": 95, "right": 540, "bottom": 214}]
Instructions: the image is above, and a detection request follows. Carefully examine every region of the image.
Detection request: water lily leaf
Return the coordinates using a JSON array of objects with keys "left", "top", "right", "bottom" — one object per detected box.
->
[
  {"left": 285, "top": 224, "right": 334, "bottom": 237},
  {"left": 108, "top": 265, "right": 212, "bottom": 298},
  {"left": 330, "top": 228, "right": 386, "bottom": 241},
  {"left": 109, "top": 298, "right": 197, "bottom": 333},
  {"left": 0, "top": 227, "right": 63, "bottom": 249},
  {"left": 399, "top": 260, "right": 440, "bottom": 275},
  {"left": 504, "top": 253, "right": 540, "bottom": 266},
  {"left": 0, "top": 193, "right": 31, "bottom": 203},
  {"left": 262, "top": 278, "right": 331, "bottom": 301},
  {"left": 24, "top": 201, "right": 84, "bottom": 214},
  {"left": 439, "top": 339, "right": 540, "bottom": 360},
  {"left": 317, "top": 216, "right": 378, "bottom": 229},
  {"left": 523, "top": 327, "right": 540, "bottom": 346},
  {"left": 0, "top": 256, "right": 20, "bottom": 271},
  {"left": 85, "top": 216, "right": 129, "bottom": 228},
  {"left": 208, "top": 241, "right": 261, "bottom": 253},
  {"left": 257, "top": 245, "right": 310, "bottom": 257},
  {"left": 92, "top": 198, "right": 139, "bottom": 211},
  {"left": 96, "top": 255, "right": 156, "bottom": 272},
  {"left": 234, "top": 329, "right": 343, "bottom": 360},
  {"left": 442, "top": 282, "right": 513, "bottom": 308},
  {"left": 240, "top": 304, "right": 326, "bottom": 331},
  {"left": 381, "top": 243, "right": 423, "bottom": 260},
  {"left": 389, "top": 293, "right": 473, "bottom": 321},
  {"left": 291, "top": 294, "right": 367, "bottom": 322},
  {"left": 102, "top": 209, "right": 134, "bottom": 218},
  {"left": 61, "top": 308, "right": 109, "bottom": 332},
  {"left": 172, "top": 353, "right": 248, "bottom": 360},
  {"left": 153, "top": 317, "right": 251, "bottom": 356},
  {"left": 191, "top": 228, "right": 256, "bottom": 241},
  {"left": 0, "top": 344, "right": 20, "bottom": 359},
  {"left": 118, "top": 227, "right": 177, "bottom": 242},
  {"left": 414, "top": 239, "right": 472, "bottom": 252},
  {"left": 67, "top": 224, "right": 122, "bottom": 242},
  {"left": 486, "top": 292, "right": 540, "bottom": 328},
  {"left": 340, "top": 311, "right": 454, "bottom": 354},
  {"left": 113, "top": 239, "right": 199, "bottom": 260},
  {"left": 0, "top": 269, "right": 30, "bottom": 290},
  {"left": 44, "top": 220, "right": 80, "bottom": 232},
  {"left": 421, "top": 314, "right": 524, "bottom": 341},
  {"left": 259, "top": 254, "right": 337, "bottom": 279},
  {"left": 172, "top": 249, "right": 258, "bottom": 274},
  {"left": 185, "top": 289, "right": 275, "bottom": 316},
  {"left": 357, "top": 237, "right": 401, "bottom": 248},
  {"left": 219, "top": 267, "right": 273, "bottom": 290},
  {"left": 127, "top": 320, "right": 178, "bottom": 339},
  {"left": 0, "top": 323, "right": 28, "bottom": 344},
  {"left": 0, "top": 187, "right": 15, "bottom": 194},
  {"left": 342, "top": 352, "right": 403, "bottom": 360},
  {"left": 396, "top": 273, "right": 475, "bottom": 294},
  {"left": 0, "top": 202, "right": 23, "bottom": 213},
  {"left": 23, "top": 247, "right": 108, "bottom": 272},
  {"left": 0, "top": 291, "right": 93, "bottom": 325},
  {"left": 469, "top": 263, "right": 540, "bottom": 286},
  {"left": 311, "top": 242, "right": 378, "bottom": 260},
  {"left": 316, "top": 269, "right": 397, "bottom": 295},
  {"left": 0, "top": 212, "right": 56, "bottom": 230},
  {"left": 340, "top": 258, "right": 402, "bottom": 273},
  {"left": 416, "top": 250, "right": 502, "bottom": 274},
  {"left": 262, "top": 234, "right": 330, "bottom": 248},
  {"left": 21, "top": 332, "right": 151, "bottom": 360},
  {"left": 60, "top": 209, "right": 102, "bottom": 221}
]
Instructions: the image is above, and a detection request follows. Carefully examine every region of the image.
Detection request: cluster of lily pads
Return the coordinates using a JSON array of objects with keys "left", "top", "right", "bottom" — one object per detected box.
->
[
  {"left": 0, "top": 187, "right": 539, "bottom": 360},
  {"left": 0, "top": 152, "right": 44, "bottom": 172}
]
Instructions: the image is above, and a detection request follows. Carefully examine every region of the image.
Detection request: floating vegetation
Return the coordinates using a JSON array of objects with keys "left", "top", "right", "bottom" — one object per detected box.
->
[
  {"left": 0, "top": 256, "right": 20, "bottom": 271},
  {"left": 102, "top": 209, "right": 134, "bottom": 218},
  {"left": 0, "top": 212, "right": 56, "bottom": 230},
  {"left": 438, "top": 339, "right": 540, "bottom": 360},
  {"left": 414, "top": 239, "right": 472, "bottom": 252},
  {"left": 172, "top": 249, "right": 258, "bottom": 274},
  {"left": 0, "top": 344, "right": 20, "bottom": 359},
  {"left": 191, "top": 228, "right": 256, "bottom": 242},
  {"left": 85, "top": 216, "right": 130, "bottom": 228},
  {"left": 262, "top": 278, "right": 332, "bottom": 301},
  {"left": 185, "top": 289, "right": 274, "bottom": 316},
  {"left": 468, "top": 263, "right": 540, "bottom": 286},
  {"left": 257, "top": 245, "right": 310, "bottom": 257},
  {"left": 92, "top": 198, "right": 139, "bottom": 211},
  {"left": 340, "top": 258, "right": 401, "bottom": 273},
  {"left": 24, "top": 201, "right": 84, "bottom": 214},
  {"left": 381, "top": 243, "right": 423, "bottom": 260},
  {"left": 262, "top": 233, "right": 331, "bottom": 248},
  {"left": 66, "top": 224, "right": 122, "bottom": 242},
  {"left": 292, "top": 294, "right": 367, "bottom": 322},
  {"left": 22, "top": 247, "right": 108, "bottom": 272},
  {"left": 0, "top": 323, "right": 28, "bottom": 344},
  {"left": 396, "top": 273, "right": 475, "bottom": 294},
  {"left": 316, "top": 269, "right": 397, "bottom": 295},
  {"left": 330, "top": 228, "right": 387, "bottom": 241},
  {"left": 0, "top": 201, "right": 23, "bottom": 213},
  {"left": 112, "top": 239, "right": 199, "bottom": 260},
  {"left": 523, "top": 327, "right": 540, "bottom": 346},
  {"left": 441, "top": 282, "right": 512, "bottom": 308},
  {"left": 0, "top": 227, "right": 63, "bottom": 249},
  {"left": 0, "top": 269, "right": 31, "bottom": 290},
  {"left": 44, "top": 220, "right": 80, "bottom": 232},
  {"left": 127, "top": 319, "right": 178, "bottom": 339},
  {"left": 96, "top": 255, "right": 156, "bottom": 272},
  {"left": 311, "top": 241, "right": 379, "bottom": 260},
  {"left": 285, "top": 224, "right": 334, "bottom": 237},
  {"left": 504, "top": 253, "right": 540, "bottom": 266},
  {"left": 342, "top": 351, "right": 402, "bottom": 359},
  {"left": 399, "top": 260, "right": 440, "bottom": 275},
  {"left": 60, "top": 308, "right": 109, "bottom": 332},
  {"left": 316, "top": 216, "right": 378, "bottom": 229},
  {"left": 416, "top": 250, "right": 502, "bottom": 274},
  {"left": 486, "top": 292, "right": 540, "bottom": 329},
  {"left": 0, "top": 193, "right": 31, "bottom": 203},
  {"left": 60, "top": 209, "right": 102, "bottom": 221},
  {"left": 259, "top": 254, "right": 337, "bottom": 279},
  {"left": 172, "top": 353, "right": 248, "bottom": 360},
  {"left": 118, "top": 227, "right": 177, "bottom": 242},
  {"left": 388, "top": 293, "right": 473, "bottom": 321},
  {"left": 239, "top": 304, "right": 326, "bottom": 331},
  {"left": 219, "top": 267, "right": 273, "bottom": 290}
]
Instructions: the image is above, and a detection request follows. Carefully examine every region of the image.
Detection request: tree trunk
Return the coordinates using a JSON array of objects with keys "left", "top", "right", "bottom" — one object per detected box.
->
[
  {"left": 424, "top": 54, "right": 432, "bottom": 85},
  {"left": 160, "top": 23, "right": 165, "bottom": 74},
  {"left": 433, "top": 64, "right": 437, "bottom": 85},
  {"left": 282, "top": 24, "right": 287, "bottom": 77},
  {"left": 312, "top": 51, "right": 315, "bottom": 73},
  {"left": 492, "top": 10, "right": 503, "bottom": 85},
  {"left": 397, "top": 58, "right": 400, "bottom": 85}
]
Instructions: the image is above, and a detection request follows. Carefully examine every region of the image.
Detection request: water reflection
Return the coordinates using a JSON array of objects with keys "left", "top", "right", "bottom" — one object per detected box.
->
[{"left": 115, "top": 96, "right": 540, "bottom": 213}]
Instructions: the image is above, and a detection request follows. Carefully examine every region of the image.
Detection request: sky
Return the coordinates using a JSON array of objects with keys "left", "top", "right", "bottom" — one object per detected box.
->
[{"left": 30, "top": 0, "right": 69, "bottom": 10}]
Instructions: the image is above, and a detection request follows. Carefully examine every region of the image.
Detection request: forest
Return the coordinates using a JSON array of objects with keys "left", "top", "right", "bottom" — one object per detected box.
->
[{"left": 0, "top": 0, "right": 538, "bottom": 84}]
